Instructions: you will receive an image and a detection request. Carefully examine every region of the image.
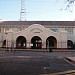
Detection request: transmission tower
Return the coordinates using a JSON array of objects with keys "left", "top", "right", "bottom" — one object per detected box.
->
[{"left": 20, "top": 0, "right": 26, "bottom": 21}]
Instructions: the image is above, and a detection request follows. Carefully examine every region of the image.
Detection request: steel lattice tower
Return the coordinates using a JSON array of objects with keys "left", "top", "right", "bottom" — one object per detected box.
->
[{"left": 20, "top": 0, "right": 26, "bottom": 21}]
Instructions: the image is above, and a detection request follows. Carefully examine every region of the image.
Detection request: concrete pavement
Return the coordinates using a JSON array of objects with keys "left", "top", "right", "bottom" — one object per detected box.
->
[
  {"left": 0, "top": 50, "right": 75, "bottom": 75},
  {"left": 0, "top": 56, "right": 75, "bottom": 75}
]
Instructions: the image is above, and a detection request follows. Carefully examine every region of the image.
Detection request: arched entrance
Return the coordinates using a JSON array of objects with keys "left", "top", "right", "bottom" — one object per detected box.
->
[
  {"left": 67, "top": 40, "right": 73, "bottom": 49},
  {"left": 46, "top": 36, "right": 57, "bottom": 49},
  {"left": 2, "top": 40, "right": 6, "bottom": 48},
  {"left": 31, "top": 36, "right": 42, "bottom": 49},
  {"left": 16, "top": 36, "right": 26, "bottom": 49}
]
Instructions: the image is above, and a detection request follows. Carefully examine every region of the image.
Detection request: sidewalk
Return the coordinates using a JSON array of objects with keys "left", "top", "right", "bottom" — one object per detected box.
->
[{"left": 65, "top": 57, "right": 75, "bottom": 64}]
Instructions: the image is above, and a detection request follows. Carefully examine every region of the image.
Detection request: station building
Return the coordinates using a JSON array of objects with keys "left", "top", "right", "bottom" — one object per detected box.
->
[{"left": 0, "top": 21, "right": 75, "bottom": 51}]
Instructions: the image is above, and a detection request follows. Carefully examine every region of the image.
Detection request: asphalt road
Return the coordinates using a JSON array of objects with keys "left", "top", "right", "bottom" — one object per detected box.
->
[{"left": 0, "top": 51, "right": 75, "bottom": 75}]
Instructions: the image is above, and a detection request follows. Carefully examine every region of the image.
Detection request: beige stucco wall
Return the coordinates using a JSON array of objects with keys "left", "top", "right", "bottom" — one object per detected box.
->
[
  {"left": 6, "top": 24, "right": 67, "bottom": 49},
  {"left": 73, "top": 28, "right": 75, "bottom": 42}
]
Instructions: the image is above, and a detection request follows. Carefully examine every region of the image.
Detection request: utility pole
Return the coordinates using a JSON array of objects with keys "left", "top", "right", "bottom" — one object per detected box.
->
[{"left": 20, "top": 0, "right": 26, "bottom": 21}]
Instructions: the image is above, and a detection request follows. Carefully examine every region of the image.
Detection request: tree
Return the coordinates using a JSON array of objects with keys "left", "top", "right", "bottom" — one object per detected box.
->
[
  {"left": 66, "top": 0, "right": 75, "bottom": 9},
  {"left": 57, "top": 0, "right": 75, "bottom": 12}
]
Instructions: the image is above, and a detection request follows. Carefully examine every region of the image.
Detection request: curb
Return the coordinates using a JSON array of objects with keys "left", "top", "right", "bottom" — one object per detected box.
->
[
  {"left": 65, "top": 57, "right": 75, "bottom": 64},
  {"left": 41, "top": 70, "right": 75, "bottom": 75}
]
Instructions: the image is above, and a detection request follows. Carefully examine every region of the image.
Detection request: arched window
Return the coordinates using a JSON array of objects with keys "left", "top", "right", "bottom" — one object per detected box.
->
[{"left": 67, "top": 40, "right": 73, "bottom": 49}]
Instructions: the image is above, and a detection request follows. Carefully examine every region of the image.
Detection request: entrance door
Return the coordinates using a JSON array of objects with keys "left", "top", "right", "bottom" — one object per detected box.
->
[
  {"left": 46, "top": 36, "right": 57, "bottom": 49},
  {"left": 16, "top": 36, "right": 26, "bottom": 49},
  {"left": 31, "top": 36, "right": 42, "bottom": 49}
]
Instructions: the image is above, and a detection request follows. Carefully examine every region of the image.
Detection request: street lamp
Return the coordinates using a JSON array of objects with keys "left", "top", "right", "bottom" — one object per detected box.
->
[
  {"left": 5, "top": 32, "right": 8, "bottom": 51},
  {"left": 11, "top": 32, "right": 14, "bottom": 51}
]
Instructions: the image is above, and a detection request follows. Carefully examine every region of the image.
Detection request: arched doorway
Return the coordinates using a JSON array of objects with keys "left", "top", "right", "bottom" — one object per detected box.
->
[
  {"left": 67, "top": 40, "right": 73, "bottom": 49},
  {"left": 2, "top": 40, "right": 6, "bottom": 48},
  {"left": 31, "top": 36, "right": 42, "bottom": 49},
  {"left": 46, "top": 36, "right": 57, "bottom": 49},
  {"left": 16, "top": 36, "right": 26, "bottom": 49}
]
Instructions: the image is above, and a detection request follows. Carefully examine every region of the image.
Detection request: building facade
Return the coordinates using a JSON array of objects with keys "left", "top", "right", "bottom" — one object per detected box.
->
[{"left": 0, "top": 21, "right": 75, "bottom": 50}]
